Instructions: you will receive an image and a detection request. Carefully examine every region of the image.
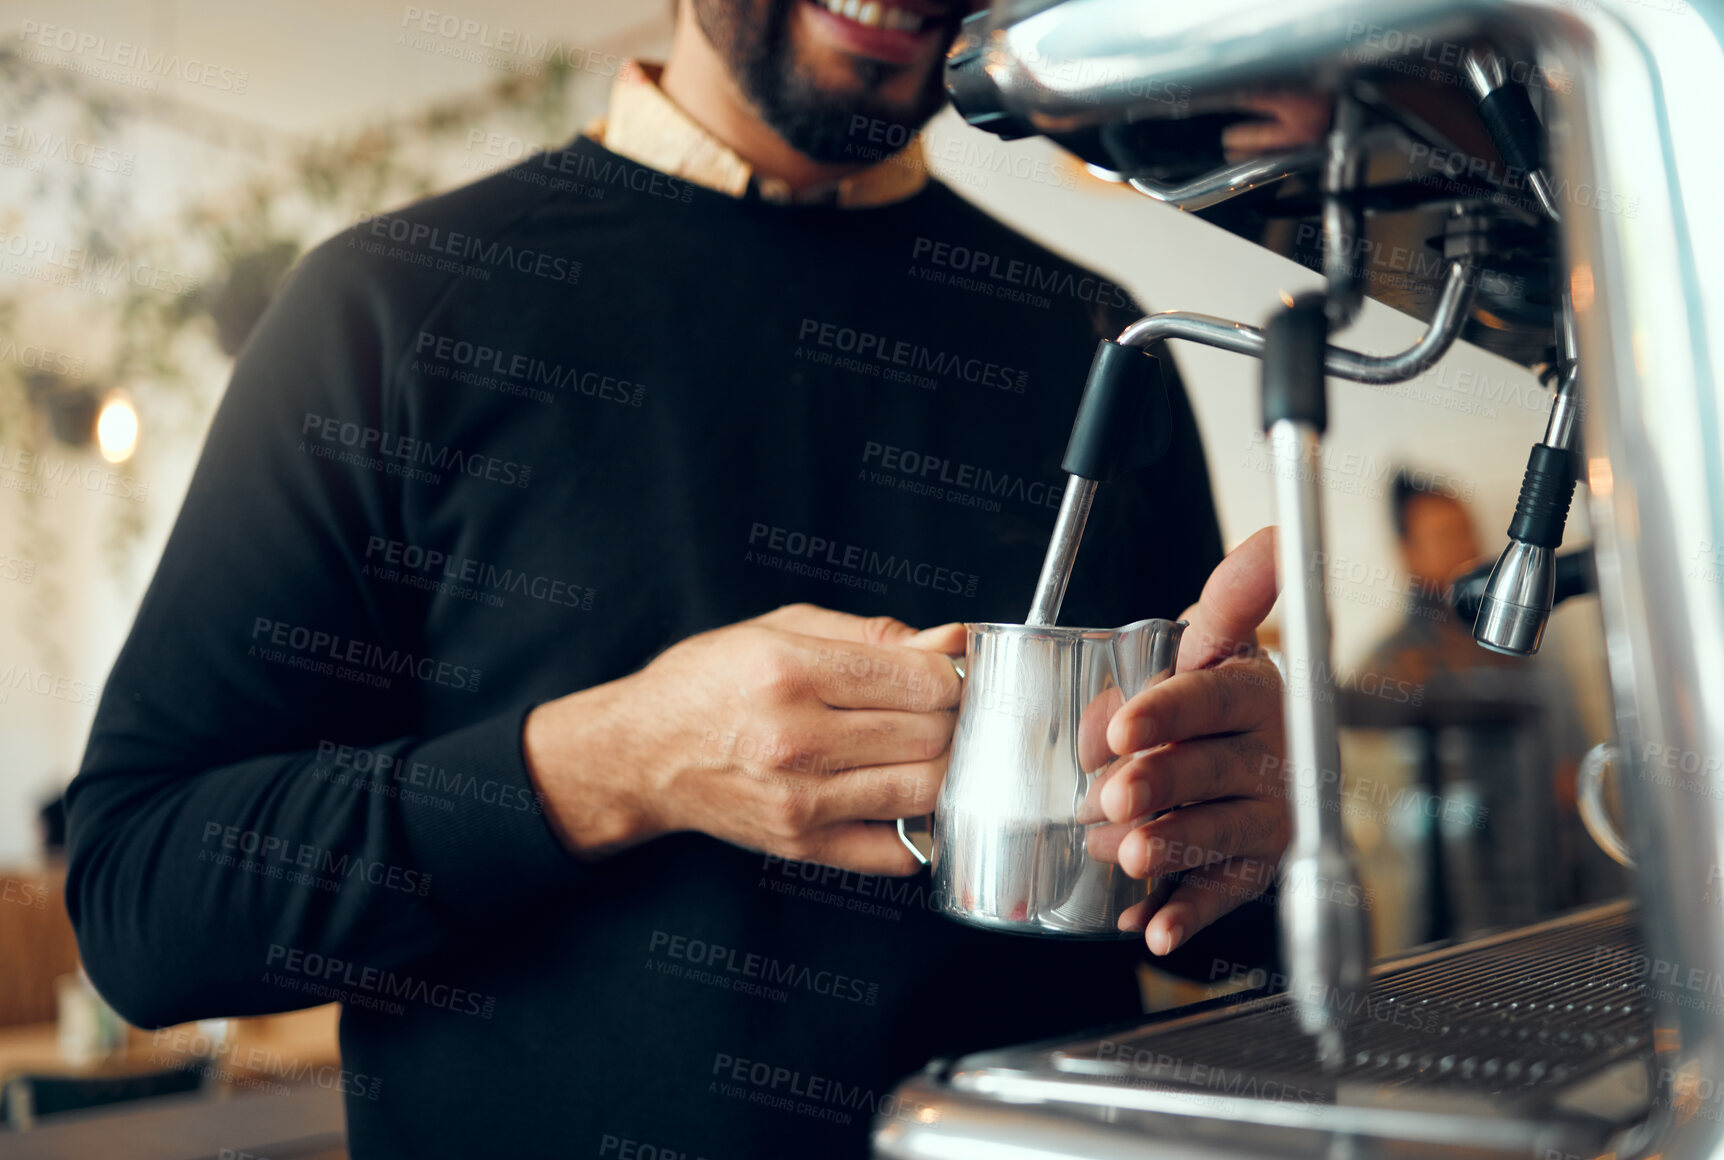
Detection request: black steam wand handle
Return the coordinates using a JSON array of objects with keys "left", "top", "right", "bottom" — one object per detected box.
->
[{"left": 1024, "top": 342, "right": 1173, "bottom": 626}]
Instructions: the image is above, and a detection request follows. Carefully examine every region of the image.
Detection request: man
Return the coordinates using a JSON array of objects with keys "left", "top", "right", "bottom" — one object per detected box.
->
[
  {"left": 1363, "top": 470, "right": 1603, "bottom": 931},
  {"left": 1364, "top": 469, "right": 1572, "bottom": 690},
  {"left": 66, "top": 1, "right": 1303, "bottom": 1155},
  {"left": 1363, "top": 470, "right": 1495, "bottom": 687}
]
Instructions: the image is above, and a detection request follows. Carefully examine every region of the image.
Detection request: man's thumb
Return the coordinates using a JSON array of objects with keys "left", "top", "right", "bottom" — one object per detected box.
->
[
  {"left": 903, "top": 622, "right": 967, "bottom": 657},
  {"left": 1177, "top": 527, "right": 1280, "bottom": 671}
]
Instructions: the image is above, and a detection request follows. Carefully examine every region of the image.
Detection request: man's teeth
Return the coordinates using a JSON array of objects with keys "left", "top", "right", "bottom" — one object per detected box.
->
[{"left": 819, "top": 0, "right": 927, "bottom": 32}]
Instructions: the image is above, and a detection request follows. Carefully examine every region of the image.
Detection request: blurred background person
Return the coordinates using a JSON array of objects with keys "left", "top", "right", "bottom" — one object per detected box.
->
[{"left": 1357, "top": 469, "right": 1618, "bottom": 943}]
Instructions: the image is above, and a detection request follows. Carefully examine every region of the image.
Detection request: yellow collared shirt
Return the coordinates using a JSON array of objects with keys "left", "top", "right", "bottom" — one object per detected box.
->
[{"left": 586, "top": 60, "right": 929, "bottom": 209}]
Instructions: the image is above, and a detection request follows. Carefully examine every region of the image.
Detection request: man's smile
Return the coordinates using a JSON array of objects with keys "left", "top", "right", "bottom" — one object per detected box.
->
[{"left": 797, "top": 0, "right": 950, "bottom": 65}]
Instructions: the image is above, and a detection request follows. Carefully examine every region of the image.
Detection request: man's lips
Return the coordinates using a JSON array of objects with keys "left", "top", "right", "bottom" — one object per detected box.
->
[{"left": 799, "top": 0, "right": 948, "bottom": 65}]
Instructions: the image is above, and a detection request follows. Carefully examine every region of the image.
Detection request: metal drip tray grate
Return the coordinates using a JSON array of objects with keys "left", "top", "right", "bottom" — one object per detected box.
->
[
  {"left": 1053, "top": 904, "right": 1648, "bottom": 1100},
  {"left": 878, "top": 904, "right": 1657, "bottom": 1160},
  {"left": 953, "top": 903, "right": 1651, "bottom": 1118}
]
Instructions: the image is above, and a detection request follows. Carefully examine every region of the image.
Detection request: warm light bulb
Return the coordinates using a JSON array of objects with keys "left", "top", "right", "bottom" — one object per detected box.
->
[{"left": 96, "top": 392, "right": 139, "bottom": 463}]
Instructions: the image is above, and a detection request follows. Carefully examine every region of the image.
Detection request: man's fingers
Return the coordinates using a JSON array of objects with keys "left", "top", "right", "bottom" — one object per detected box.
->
[
  {"left": 1077, "top": 688, "right": 1127, "bottom": 774},
  {"left": 793, "top": 637, "right": 964, "bottom": 712},
  {"left": 1094, "top": 735, "right": 1276, "bottom": 824},
  {"left": 1114, "top": 799, "right": 1288, "bottom": 879},
  {"left": 803, "top": 759, "right": 945, "bottom": 824},
  {"left": 1221, "top": 121, "right": 1318, "bottom": 160},
  {"left": 1082, "top": 815, "right": 1140, "bottom": 864},
  {"left": 754, "top": 602, "right": 922, "bottom": 645},
  {"left": 1106, "top": 659, "right": 1280, "bottom": 755},
  {"left": 1117, "top": 856, "right": 1280, "bottom": 954},
  {"left": 795, "top": 821, "right": 925, "bottom": 877},
  {"left": 1220, "top": 92, "right": 1332, "bottom": 162},
  {"left": 1177, "top": 527, "right": 1279, "bottom": 672},
  {"left": 806, "top": 710, "right": 953, "bottom": 776},
  {"left": 754, "top": 604, "right": 965, "bottom": 662},
  {"left": 902, "top": 621, "right": 966, "bottom": 656}
]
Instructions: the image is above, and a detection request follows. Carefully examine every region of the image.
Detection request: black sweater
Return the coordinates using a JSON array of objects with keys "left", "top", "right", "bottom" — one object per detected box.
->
[{"left": 66, "top": 135, "right": 1275, "bottom": 1159}]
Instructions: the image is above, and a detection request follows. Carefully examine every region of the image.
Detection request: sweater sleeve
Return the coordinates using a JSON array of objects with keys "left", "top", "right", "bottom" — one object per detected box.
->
[{"left": 64, "top": 237, "right": 585, "bottom": 1029}]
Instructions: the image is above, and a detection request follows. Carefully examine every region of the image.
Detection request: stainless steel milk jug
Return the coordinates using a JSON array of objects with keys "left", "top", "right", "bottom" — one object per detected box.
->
[{"left": 899, "top": 618, "right": 1184, "bottom": 937}]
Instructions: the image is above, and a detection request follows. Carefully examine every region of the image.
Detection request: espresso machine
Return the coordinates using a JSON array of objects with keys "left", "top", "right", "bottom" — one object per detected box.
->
[{"left": 873, "top": 0, "right": 1724, "bottom": 1156}]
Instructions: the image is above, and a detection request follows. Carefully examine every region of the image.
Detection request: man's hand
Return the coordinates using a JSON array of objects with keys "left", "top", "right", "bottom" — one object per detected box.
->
[
  {"left": 1220, "top": 92, "right": 1334, "bottom": 162},
  {"left": 1081, "top": 528, "right": 1288, "bottom": 956},
  {"left": 523, "top": 604, "right": 966, "bottom": 875}
]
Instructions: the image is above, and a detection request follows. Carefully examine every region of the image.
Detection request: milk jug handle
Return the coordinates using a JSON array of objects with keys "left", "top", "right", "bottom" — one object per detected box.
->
[
  {"left": 895, "top": 815, "right": 934, "bottom": 867},
  {"left": 895, "top": 654, "right": 965, "bottom": 866},
  {"left": 1578, "top": 741, "right": 1635, "bottom": 868}
]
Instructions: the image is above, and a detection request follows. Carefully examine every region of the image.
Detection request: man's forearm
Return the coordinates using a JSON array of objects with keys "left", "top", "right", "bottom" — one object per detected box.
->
[{"left": 67, "top": 707, "right": 584, "bottom": 1028}]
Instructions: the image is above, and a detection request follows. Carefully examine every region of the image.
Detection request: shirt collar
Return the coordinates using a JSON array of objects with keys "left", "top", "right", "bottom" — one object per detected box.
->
[{"left": 585, "top": 60, "right": 929, "bottom": 209}]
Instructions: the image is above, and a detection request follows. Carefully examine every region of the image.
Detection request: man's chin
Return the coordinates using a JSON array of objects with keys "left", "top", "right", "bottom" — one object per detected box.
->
[
  {"left": 695, "top": 0, "right": 954, "bottom": 164},
  {"left": 750, "top": 53, "right": 947, "bottom": 162},
  {"left": 763, "top": 98, "right": 926, "bottom": 164}
]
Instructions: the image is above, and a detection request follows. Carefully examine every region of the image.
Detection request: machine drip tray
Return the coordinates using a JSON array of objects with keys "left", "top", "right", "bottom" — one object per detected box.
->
[{"left": 876, "top": 901, "right": 1656, "bottom": 1160}]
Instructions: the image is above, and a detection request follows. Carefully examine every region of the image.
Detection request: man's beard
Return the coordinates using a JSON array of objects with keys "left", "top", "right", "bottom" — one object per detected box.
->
[{"left": 691, "top": 0, "right": 953, "bottom": 164}]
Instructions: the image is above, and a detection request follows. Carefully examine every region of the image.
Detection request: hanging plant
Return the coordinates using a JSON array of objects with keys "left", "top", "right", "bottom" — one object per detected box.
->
[{"left": 0, "top": 49, "right": 584, "bottom": 641}]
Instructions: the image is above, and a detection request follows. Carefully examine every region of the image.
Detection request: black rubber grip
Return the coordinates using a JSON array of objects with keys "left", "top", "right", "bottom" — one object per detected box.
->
[
  {"left": 945, "top": 11, "right": 1035, "bottom": 141},
  {"left": 1060, "top": 340, "right": 1171, "bottom": 482},
  {"left": 1553, "top": 547, "right": 1597, "bottom": 606},
  {"left": 1477, "top": 85, "right": 1545, "bottom": 180},
  {"left": 1449, "top": 558, "right": 1492, "bottom": 621},
  {"left": 1260, "top": 293, "right": 1330, "bottom": 433},
  {"left": 1506, "top": 443, "right": 1578, "bottom": 549}
]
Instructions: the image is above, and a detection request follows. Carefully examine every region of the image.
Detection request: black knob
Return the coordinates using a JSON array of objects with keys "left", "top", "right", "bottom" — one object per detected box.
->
[{"left": 944, "top": 11, "right": 1036, "bottom": 141}]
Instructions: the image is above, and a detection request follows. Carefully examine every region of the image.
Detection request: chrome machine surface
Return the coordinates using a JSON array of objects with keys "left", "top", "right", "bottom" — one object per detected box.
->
[
  {"left": 878, "top": 904, "right": 1653, "bottom": 1159},
  {"left": 876, "top": 0, "right": 1724, "bottom": 1156}
]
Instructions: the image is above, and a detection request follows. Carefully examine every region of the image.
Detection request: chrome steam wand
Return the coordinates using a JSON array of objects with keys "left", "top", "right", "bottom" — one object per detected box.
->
[{"left": 1271, "top": 96, "right": 1372, "bottom": 1069}]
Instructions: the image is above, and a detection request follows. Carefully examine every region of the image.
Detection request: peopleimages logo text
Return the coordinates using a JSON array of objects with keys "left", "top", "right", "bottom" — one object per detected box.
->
[
  {"left": 862, "top": 441, "right": 1062, "bottom": 510},
  {"left": 314, "top": 740, "right": 545, "bottom": 815},
  {"left": 0, "top": 228, "right": 200, "bottom": 296},
  {"left": 266, "top": 944, "right": 495, "bottom": 1018},
  {"left": 910, "top": 236, "right": 1133, "bottom": 310},
  {"left": 349, "top": 211, "right": 580, "bottom": 283},
  {"left": 363, "top": 535, "right": 595, "bottom": 610},
  {"left": 199, "top": 822, "right": 431, "bottom": 897},
  {"left": 0, "top": 124, "right": 135, "bottom": 175},
  {"left": 414, "top": 331, "right": 645, "bottom": 406},
  {"left": 17, "top": 20, "right": 250, "bottom": 92},
  {"left": 649, "top": 931, "right": 879, "bottom": 1005},
  {"left": 0, "top": 339, "right": 84, "bottom": 379},
  {"left": 797, "top": 318, "right": 1027, "bottom": 393},
  {"left": 300, "top": 413, "right": 531, "bottom": 488},
  {"left": 746, "top": 523, "right": 980, "bottom": 597},
  {"left": 249, "top": 617, "right": 482, "bottom": 692}
]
